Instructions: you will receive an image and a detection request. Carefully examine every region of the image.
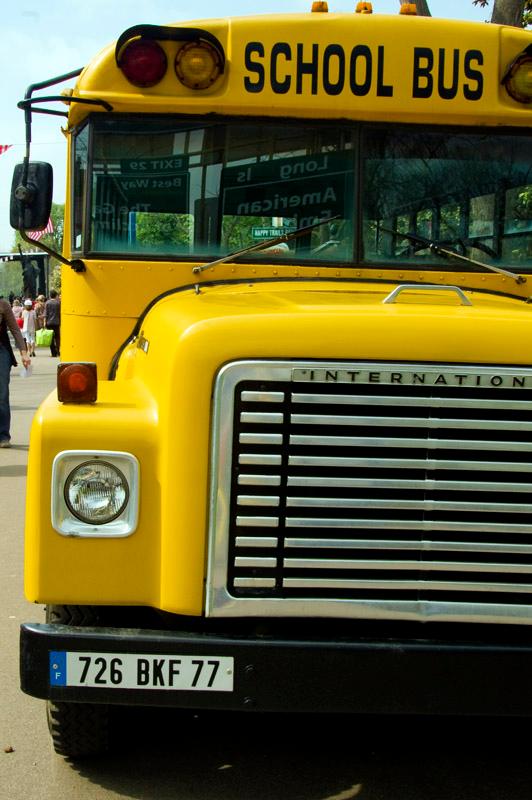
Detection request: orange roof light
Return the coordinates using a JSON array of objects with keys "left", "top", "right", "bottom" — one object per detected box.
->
[
  {"left": 502, "top": 48, "right": 532, "bottom": 104},
  {"left": 57, "top": 363, "right": 97, "bottom": 404},
  {"left": 356, "top": 2, "right": 373, "bottom": 13},
  {"left": 175, "top": 40, "right": 223, "bottom": 89},
  {"left": 399, "top": 3, "right": 418, "bottom": 13},
  {"left": 311, "top": 1, "right": 329, "bottom": 10}
]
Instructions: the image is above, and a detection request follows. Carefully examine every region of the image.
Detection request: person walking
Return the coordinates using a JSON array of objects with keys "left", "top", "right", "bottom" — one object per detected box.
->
[
  {"left": 34, "top": 294, "right": 46, "bottom": 331},
  {"left": 22, "top": 299, "right": 37, "bottom": 357},
  {"left": 11, "top": 298, "right": 23, "bottom": 329},
  {"left": 0, "top": 298, "right": 31, "bottom": 448},
  {"left": 44, "top": 290, "right": 61, "bottom": 358}
]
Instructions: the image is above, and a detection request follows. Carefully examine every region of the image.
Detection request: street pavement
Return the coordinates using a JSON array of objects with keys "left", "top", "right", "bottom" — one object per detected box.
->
[
  {"left": 1, "top": 352, "right": 56, "bottom": 797},
  {"left": 3, "top": 352, "right": 532, "bottom": 799}
]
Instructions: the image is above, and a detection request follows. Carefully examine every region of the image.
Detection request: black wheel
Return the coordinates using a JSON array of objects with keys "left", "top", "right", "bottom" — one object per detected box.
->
[
  {"left": 47, "top": 699, "right": 110, "bottom": 758},
  {"left": 46, "top": 605, "right": 111, "bottom": 758},
  {"left": 46, "top": 604, "right": 100, "bottom": 626}
]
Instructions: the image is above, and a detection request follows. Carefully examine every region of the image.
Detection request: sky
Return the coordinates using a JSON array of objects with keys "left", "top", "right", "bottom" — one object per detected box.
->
[{"left": 0, "top": 0, "right": 495, "bottom": 253}]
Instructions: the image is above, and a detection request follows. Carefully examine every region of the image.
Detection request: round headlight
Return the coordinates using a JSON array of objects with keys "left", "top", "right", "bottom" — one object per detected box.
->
[
  {"left": 64, "top": 460, "right": 129, "bottom": 525},
  {"left": 175, "top": 41, "right": 222, "bottom": 90}
]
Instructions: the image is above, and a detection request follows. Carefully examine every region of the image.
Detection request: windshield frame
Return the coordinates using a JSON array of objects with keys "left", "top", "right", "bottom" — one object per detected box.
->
[{"left": 71, "top": 113, "right": 532, "bottom": 275}]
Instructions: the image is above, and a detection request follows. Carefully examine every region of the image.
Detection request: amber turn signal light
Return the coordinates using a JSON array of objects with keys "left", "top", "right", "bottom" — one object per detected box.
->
[
  {"left": 503, "top": 49, "right": 532, "bottom": 104},
  {"left": 57, "top": 363, "right": 98, "bottom": 404},
  {"left": 174, "top": 41, "right": 223, "bottom": 89}
]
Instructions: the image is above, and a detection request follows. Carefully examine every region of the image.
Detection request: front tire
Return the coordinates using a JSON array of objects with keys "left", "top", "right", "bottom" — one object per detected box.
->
[
  {"left": 46, "top": 605, "right": 111, "bottom": 758},
  {"left": 47, "top": 700, "right": 110, "bottom": 758}
]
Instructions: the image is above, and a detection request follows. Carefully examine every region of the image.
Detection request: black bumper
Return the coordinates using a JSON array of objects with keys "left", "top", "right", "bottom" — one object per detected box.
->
[{"left": 20, "top": 622, "right": 532, "bottom": 715}]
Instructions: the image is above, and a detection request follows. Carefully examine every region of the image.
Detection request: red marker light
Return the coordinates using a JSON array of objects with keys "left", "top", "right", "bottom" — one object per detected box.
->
[
  {"left": 57, "top": 363, "right": 98, "bottom": 404},
  {"left": 119, "top": 39, "right": 168, "bottom": 87}
]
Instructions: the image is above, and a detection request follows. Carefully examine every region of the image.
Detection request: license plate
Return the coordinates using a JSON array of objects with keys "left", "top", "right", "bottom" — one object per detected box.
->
[{"left": 49, "top": 652, "right": 234, "bottom": 691}]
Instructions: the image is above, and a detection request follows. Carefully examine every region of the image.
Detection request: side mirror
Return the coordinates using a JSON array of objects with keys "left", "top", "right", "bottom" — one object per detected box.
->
[{"left": 10, "top": 162, "right": 53, "bottom": 231}]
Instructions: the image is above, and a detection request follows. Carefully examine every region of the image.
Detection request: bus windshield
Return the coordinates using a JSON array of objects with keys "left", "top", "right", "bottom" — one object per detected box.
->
[{"left": 73, "top": 116, "right": 532, "bottom": 271}]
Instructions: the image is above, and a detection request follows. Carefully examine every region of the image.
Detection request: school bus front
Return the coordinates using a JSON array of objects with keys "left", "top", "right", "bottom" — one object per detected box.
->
[{"left": 13, "top": 7, "right": 532, "bottom": 756}]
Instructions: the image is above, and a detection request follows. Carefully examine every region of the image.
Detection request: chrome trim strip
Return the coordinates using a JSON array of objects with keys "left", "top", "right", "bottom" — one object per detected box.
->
[
  {"left": 282, "top": 577, "right": 532, "bottom": 594},
  {"left": 287, "top": 455, "right": 532, "bottom": 472},
  {"left": 283, "top": 558, "right": 532, "bottom": 574},
  {"left": 236, "top": 516, "right": 280, "bottom": 528},
  {"left": 284, "top": 517, "right": 532, "bottom": 534},
  {"left": 285, "top": 497, "right": 532, "bottom": 514},
  {"left": 235, "top": 557, "right": 278, "bottom": 568},
  {"left": 291, "top": 393, "right": 532, "bottom": 410},
  {"left": 286, "top": 476, "right": 532, "bottom": 492},
  {"left": 237, "top": 495, "right": 281, "bottom": 507},
  {"left": 238, "top": 474, "right": 282, "bottom": 486},
  {"left": 234, "top": 577, "right": 277, "bottom": 588},
  {"left": 290, "top": 413, "right": 532, "bottom": 432},
  {"left": 383, "top": 284, "right": 472, "bottom": 305},
  {"left": 240, "top": 412, "right": 284, "bottom": 424},
  {"left": 284, "top": 538, "right": 532, "bottom": 555},
  {"left": 235, "top": 536, "right": 279, "bottom": 548},
  {"left": 239, "top": 454, "right": 283, "bottom": 465},
  {"left": 289, "top": 434, "right": 532, "bottom": 452},
  {"left": 241, "top": 391, "right": 285, "bottom": 403},
  {"left": 239, "top": 433, "right": 284, "bottom": 445}
]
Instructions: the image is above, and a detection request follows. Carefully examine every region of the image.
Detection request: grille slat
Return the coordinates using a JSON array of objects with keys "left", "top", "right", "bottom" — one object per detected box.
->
[
  {"left": 285, "top": 497, "right": 532, "bottom": 514},
  {"left": 292, "top": 392, "right": 532, "bottom": 410},
  {"left": 207, "top": 361, "right": 532, "bottom": 623},
  {"left": 284, "top": 517, "right": 532, "bottom": 534},
  {"left": 289, "top": 435, "right": 532, "bottom": 452},
  {"left": 282, "top": 577, "right": 532, "bottom": 594},
  {"left": 291, "top": 413, "right": 532, "bottom": 432},
  {"left": 283, "top": 558, "right": 532, "bottom": 575},
  {"left": 288, "top": 456, "right": 532, "bottom": 472},
  {"left": 286, "top": 476, "right": 532, "bottom": 492}
]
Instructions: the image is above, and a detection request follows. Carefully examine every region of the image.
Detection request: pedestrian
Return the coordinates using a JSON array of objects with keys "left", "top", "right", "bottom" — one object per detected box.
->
[
  {"left": 34, "top": 294, "right": 46, "bottom": 331},
  {"left": 44, "top": 290, "right": 61, "bottom": 358},
  {"left": 12, "top": 298, "right": 23, "bottom": 329},
  {"left": 0, "top": 298, "right": 31, "bottom": 448},
  {"left": 22, "top": 299, "right": 37, "bottom": 357}
]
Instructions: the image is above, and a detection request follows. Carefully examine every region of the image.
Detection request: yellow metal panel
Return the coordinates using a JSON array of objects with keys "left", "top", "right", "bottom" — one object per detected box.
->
[
  {"left": 69, "top": 15, "right": 532, "bottom": 128},
  {"left": 24, "top": 381, "right": 162, "bottom": 606},
  {"left": 59, "top": 257, "right": 532, "bottom": 375},
  {"left": 27, "top": 281, "right": 532, "bottom": 613}
]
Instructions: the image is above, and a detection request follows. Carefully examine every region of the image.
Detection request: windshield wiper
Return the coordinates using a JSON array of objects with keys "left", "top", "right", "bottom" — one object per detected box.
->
[
  {"left": 192, "top": 216, "right": 339, "bottom": 275},
  {"left": 381, "top": 228, "right": 525, "bottom": 285}
]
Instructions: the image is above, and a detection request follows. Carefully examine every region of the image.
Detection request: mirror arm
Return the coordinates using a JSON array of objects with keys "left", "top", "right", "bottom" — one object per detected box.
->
[
  {"left": 18, "top": 229, "right": 86, "bottom": 273},
  {"left": 14, "top": 70, "right": 99, "bottom": 276}
]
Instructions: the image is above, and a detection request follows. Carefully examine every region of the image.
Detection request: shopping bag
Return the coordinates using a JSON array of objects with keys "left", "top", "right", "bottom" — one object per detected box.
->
[{"left": 36, "top": 328, "right": 54, "bottom": 347}]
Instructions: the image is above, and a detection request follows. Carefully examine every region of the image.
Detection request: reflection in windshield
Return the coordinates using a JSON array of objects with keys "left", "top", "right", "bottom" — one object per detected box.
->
[
  {"left": 73, "top": 117, "right": 532, "bottom": 271},
  {"left": 362, "top": 130, "right": 532, "bottom": 271}
]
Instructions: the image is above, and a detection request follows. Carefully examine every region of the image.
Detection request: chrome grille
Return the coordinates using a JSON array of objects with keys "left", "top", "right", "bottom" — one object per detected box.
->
[{"left": 206, "top": 361, "right": 532, "bottom": 623}]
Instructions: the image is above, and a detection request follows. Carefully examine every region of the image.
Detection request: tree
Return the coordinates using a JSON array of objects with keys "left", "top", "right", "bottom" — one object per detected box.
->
[
  {"left": 404, "top": 0, "right": 531, "bottom": 26},
  {"left": 475, "top": 0, "right": 529, "bottom": 26},
  {"left": 12, "top": 202, "right": 64, "bottom": 255},
  {"left": 12, "top": 202, "right": 64, "bottom": 294},
  {"left": 135, "top": 212, "right": 191, "bottom": 249}
]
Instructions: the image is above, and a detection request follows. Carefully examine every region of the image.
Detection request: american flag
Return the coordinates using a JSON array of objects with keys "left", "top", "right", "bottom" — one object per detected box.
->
[
  {"left": 0, "top": 144, "right": 12, "bottom": 156},
  {"left": 26, "top": 216, "right": 54, "bottom": 242}
]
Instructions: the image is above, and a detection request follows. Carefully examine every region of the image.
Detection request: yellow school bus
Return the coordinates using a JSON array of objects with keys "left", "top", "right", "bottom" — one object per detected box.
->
[{"left": 11, "top": 3, "right": 532, "bottom": 756}]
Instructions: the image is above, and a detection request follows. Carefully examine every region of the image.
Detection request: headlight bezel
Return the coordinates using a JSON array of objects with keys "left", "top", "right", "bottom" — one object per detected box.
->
[{"left": 52, "top": 450, "right": 140, "bottom": 538}]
